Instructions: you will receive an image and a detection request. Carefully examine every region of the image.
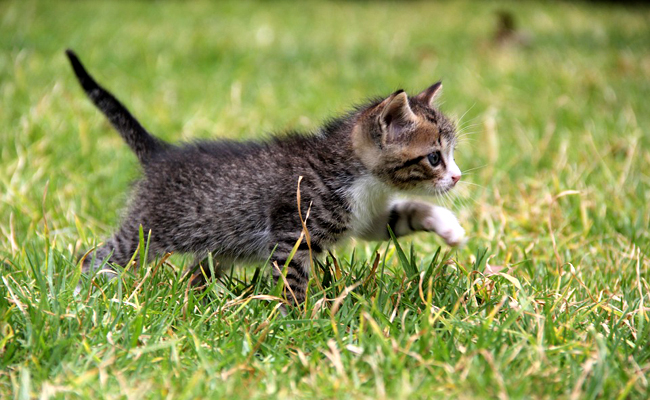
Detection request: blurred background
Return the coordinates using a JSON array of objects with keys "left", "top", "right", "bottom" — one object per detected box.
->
[{"left": 1, "top": 1, "right": 650, "bottom": 398}]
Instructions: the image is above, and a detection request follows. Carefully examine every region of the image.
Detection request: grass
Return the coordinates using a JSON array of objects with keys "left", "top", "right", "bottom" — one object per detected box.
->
[{"left": 1, "top": 0, "right": 649, "bottom": 398}]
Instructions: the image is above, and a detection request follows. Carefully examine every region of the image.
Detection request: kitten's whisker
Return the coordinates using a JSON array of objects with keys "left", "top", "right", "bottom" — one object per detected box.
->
[
  {"left": 456, "top": 133, "right": 479, "bottom": 141},
  {"left": 436, "top": 191, "right": 451, "bottom": 209},
  {"left": 455, "top": 131, "right": 480, "bottom": 146},
  {"left": 462, "top": 164, "right": 488, "bottom": 174},
  {"left": 458, "top": 181, "right": 486, "bottom": 189},
  {"left": 458, "top": 132, "right": 478, "bottom": 140},
  {"left": 455, "top": 103, "right": 477, "bottom": 129},
  {"left": 456, "top": 138, "right": 477, "bottom": 145},
  {"left": 456, "top": 123, "right": 481, "bottom": 133},
  {"left": 442, "top": 190, "right": 458, "bottom": 211},
  {"left": 456, "top": 129, "right": 479, "bottom": 139},
  {"left": 455, "top": 188, "right": 482, "bottom": 207}
]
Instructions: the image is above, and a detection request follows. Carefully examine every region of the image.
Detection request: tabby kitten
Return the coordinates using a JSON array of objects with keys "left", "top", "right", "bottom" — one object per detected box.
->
[{"left": 66, "top": 50, "right": 464, "bottom": 304}]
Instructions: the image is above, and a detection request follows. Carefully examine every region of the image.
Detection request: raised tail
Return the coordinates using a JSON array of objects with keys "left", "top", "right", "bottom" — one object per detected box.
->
[{"left": 65, "top": 49, "right": 168, "bottom": 164}]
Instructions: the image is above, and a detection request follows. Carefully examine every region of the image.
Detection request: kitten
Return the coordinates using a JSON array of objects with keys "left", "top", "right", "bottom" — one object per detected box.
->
[{"left": 66, "top": 50, "right": 465, "bottom": 305}]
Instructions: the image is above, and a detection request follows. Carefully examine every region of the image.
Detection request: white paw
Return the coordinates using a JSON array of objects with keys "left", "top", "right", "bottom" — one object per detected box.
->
[
  {"left": 439, "top": 224, "right": 466, "bottom": 247},
  {"left": 422, "top": 207, "right": 466, "bottom": 247}
]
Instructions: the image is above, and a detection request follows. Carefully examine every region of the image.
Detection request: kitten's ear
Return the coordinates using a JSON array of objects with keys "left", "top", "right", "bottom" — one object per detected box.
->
[
  {"left": 415, "top": 81, "right": 443, "bottom": 107},
  {"left": 379, "top": 91, "right": 416, "bottom": 143}
]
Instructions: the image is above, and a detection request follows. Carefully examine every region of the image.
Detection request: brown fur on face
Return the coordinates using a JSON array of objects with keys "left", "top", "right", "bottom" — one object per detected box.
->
[{"left": 352, "top": 84, "right": 458, "bottom": 193}]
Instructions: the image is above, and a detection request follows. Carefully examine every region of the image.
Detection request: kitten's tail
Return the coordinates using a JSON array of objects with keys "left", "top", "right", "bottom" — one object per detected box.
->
[{"left": 65, "top": 49, "right": 168, "bottom": 164}]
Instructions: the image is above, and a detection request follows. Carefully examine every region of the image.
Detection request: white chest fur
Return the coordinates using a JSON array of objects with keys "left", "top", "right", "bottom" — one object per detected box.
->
[{"left": 345, "top": 175, "right": 393, "bottom": 237}]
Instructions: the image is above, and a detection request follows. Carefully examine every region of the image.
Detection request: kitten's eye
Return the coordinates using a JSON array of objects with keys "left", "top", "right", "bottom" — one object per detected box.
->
[{"left": 428, "top": 151, "right": 441, "bottom": 166}]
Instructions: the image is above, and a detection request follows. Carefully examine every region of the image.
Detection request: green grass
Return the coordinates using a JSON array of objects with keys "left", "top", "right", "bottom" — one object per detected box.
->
[{"left": 1, "top": 1, "right": 649, "bottom": 398}]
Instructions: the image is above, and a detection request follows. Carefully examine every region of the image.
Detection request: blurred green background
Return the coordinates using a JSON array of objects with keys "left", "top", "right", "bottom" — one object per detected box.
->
[{"left": 1, "top": 1, "right": 649, "bottom": 398}]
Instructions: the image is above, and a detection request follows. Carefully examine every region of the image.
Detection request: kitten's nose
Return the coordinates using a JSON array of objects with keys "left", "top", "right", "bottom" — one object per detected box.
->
[{"left": 451, "top": 174, "right": 461, "bottom": 185}]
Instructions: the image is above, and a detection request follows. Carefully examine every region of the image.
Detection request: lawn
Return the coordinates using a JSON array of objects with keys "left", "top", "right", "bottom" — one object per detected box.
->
[{"left": 1, "top": 1, "right": 649, "bottom": 398}]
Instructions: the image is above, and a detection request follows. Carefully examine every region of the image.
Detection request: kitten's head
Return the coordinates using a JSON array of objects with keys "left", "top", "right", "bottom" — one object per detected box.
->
[{"left": 353, "top": 82, "right": 461, "bottom": 195}]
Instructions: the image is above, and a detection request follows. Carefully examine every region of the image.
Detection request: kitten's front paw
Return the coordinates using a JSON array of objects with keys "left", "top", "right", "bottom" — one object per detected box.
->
[
  {"left": 439, "top": 224, "right": 466, "bottom": 247},
  {"left": 423, "top": 207, "right": 466, "bottom": 247}
]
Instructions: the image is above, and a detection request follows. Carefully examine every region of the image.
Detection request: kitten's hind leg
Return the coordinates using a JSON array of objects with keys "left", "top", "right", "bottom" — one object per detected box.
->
[
  {"left": 270, "top": 241, "right": 313, "bottom": 306},
  {"left": 187, "top": 253, "right": 225, "bottom": 287},
  {"left": 75, "top": 228, "right": 140, "bottom": 295},
  {"left": 80, "top": 224, "right": 142, "bottom": 279}
]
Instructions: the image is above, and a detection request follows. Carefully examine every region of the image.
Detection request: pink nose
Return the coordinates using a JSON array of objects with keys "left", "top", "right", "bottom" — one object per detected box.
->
[{"left": 451, "top": 175, "right": 461, "bottom": 185}]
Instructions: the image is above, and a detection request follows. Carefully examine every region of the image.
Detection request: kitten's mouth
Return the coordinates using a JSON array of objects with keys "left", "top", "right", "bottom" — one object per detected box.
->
[{"left": 435, "top": 184, "right": 455, "bottom": 195}]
